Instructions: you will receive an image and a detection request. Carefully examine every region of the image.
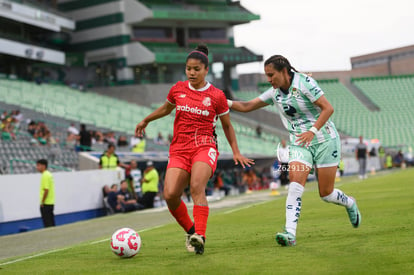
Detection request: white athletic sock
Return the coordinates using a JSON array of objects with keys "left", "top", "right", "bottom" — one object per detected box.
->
[
  {"left": 285, "top": 182, "right": 304, "bottom": 236},
  {"left": 321, "top": 189, "right": 354, "bottom": 208}
]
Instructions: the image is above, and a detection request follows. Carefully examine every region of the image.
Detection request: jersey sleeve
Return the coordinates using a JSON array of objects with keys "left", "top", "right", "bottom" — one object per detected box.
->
[
  {"left": 166, "top": 83, "right": 179, "bottom": 105},
  {"left": 216, "top": 90, "right": 229, "bottom": 117},
  {"left": 302, "top": 75, "right": 324, "bottom": 103},
  {"left": 42, "top": 173, "right": 52, "bottom": 189},
  {"left": 258, "top": 87, "right": 275, "bottom": 105}
]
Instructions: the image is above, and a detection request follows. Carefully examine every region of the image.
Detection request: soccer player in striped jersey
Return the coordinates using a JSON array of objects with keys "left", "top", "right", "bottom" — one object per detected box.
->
[
  {"left": 228, "top": 55, "right": 361, "bottom": 246},
  {"left": 135, "top": 44, "right": 254, "bottom": 254}
]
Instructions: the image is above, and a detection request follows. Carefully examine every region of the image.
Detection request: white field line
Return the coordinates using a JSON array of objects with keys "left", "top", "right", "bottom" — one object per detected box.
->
[
  {"left": 0, "top": 224, "right": 167, "bottom": 266},
  {"left": 0, "top": 199, "right": 276, "bottom": 266},
  {"left": 222, "top": 200, "right": 270, "bottom": 215}
]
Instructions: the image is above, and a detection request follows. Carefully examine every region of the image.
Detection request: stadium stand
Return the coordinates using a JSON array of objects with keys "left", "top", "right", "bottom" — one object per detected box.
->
[
  {"left": 0, "top": 79, "right": 281, "bottom": 174},
  {"left": 351, "top": 75, "right": 414, "bottom": 150}
]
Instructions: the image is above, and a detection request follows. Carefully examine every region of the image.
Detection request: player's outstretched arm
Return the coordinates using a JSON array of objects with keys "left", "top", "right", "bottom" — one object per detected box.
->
[
  {"left": 228, "top": 97, "right": 268, "bottom": 113},
  {"left": 135, "top": 101, "right": 175, "bottom": 137},
  {"left": 220, "top": 114, "right": 255, "bottom": 168}
]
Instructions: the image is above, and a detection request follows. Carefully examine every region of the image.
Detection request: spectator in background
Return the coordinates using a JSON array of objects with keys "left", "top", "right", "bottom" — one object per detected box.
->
[
  {"left": 27, "top": 121, "right": 37, "bottom": 136},
  {"left": 378, "top": 146, "right": 386, "bottom": 169},
  {"left": 355, "top": 136, "right": 368, "bottom": 179},
  {"left": 242, "top": 167, "right": 258, "bottom": 193},
  {"left": 105, "top": 184, "right": 123, "bottom": 213},
  {"left": 94, "top": 131, "right": 105, "bottom": 145},
  {"left": 67, "top": 123, "right": 79, "bottom": 136},
  {"left": 338, "top": 157, "right": 345, "bottom": 177},
  {"left": 130, "top": 135, "right": 146, "bottom": 153},
  {"left": 117, "top": 180, "right": 139, "bottom": 212},
  {"left": 393, "top": 150, "right": 404, "bottom": 167},
  {"left": 277, "top": 139, "right": 290, "bottom": 187},
  {"left": 34, "top": 121, "right": 51, "bottom": 145},
  {"left": 0, "top": 110, "right": 8, "bottom": 120},
  {"left": 36, "top": 159, "right": 55, "bottom": 227},
  {"left": 386, "top": 154, "right": 393, "bottom": 169},
  {"left": 78, "top": 124, "right": 92, "bottom": 151},
  {"left": 117, "top": 135, "right": 128, "bottom": 147},
  {"left": 139, "top": 161, "right": 159, "bottom": 209},
  {"left": 214, "top": 170, "right": 230, "bottom": 196},
  {"left": 154, "top": 132, "right": 165, "bottom": 145},
  {"left": 12, "top": 110, "right": 23, "bottom": 129},
  {"left": 99, "top": 143, "right": 120, "bottom": 170},
  {"left": 369, "top": 147, "right": 377, "bottom": 174},
  {"left": 168, "top": 134, "right": 173, "bottom": 144},
  {"left": 104, "top": 132, "right": 116, "bottom": 144},
  {"left": 1, "top": 117, "right": 15, "bottom": 140},
  {"left": 256, "top": 125, "right": 262, "bottom": 138},
  {"left": 126, "top": 160, "right": 142, "bottom": 197}
]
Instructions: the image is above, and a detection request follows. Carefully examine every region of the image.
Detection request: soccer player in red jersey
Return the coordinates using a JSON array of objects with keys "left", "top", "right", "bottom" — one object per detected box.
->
[{"left": 135, "top": 44, "right": 254, "bottom": 255}]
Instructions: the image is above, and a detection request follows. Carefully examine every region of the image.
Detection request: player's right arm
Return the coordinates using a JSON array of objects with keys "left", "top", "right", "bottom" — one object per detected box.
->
[
  {"left": 135, "top": 101, "right": 175, "bottom": 137},
  {"left": 229, "top": 97, "right": 269, "bottom": 113}
]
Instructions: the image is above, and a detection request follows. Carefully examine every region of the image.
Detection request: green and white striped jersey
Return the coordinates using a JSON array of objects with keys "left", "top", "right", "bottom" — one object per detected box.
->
[{"left": 259, "top": 72, "right": 338, "bottom": 146}]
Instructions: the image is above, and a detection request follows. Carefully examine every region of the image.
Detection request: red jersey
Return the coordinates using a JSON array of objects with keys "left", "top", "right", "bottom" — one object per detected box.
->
[{"left": 166, "top": 81, "right": 229, "bottom": 153}]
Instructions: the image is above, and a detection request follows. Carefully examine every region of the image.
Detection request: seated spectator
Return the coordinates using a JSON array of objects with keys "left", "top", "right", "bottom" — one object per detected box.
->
[
  {"left": 104, "top": 132, "right": 116, "bottom": 144},
  {"left": 95, "top": 131, "right": 105, "bottom": 145},
  {"left": 117, "top": 180, "right": 139, "bottom": 212},
  {"left": 1, "top": 118, "right": 15, "bottom": 140},
  {"left": 27, "top": 121, "right": 37, "bottom": 136},
  {"left": 214, "top": 170, "right": 230, "bottom": 196},
  {"left": 242, "top": 168, "right": 259, "bottom": 193},
  {"left": 117, "top": 135, "right": 128, "bottom": 147},
  {"left": 104, "top": 184, "right": 123, "bottom": 213},
  {"left": 12, "top": 110, "right": 23, "bottom": 129},
  {"left": 154, "top": 132, "right": 165, "bottom": 145},
  {"left": 0, "top": 110, "right": 8, "bottom": 120},
  {"left": 34, "top": 121, "right": 52, "bottom": 145},
  {"left": 256, "top": 124, "right": 262, "bottom": 138},
  {"left": 393, "top": 150, "right": 404, "bottom": 167}
]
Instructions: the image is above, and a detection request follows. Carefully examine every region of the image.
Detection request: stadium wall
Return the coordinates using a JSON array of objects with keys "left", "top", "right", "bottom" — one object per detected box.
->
[{"left": 0, "top": 169, "right": 121, "bottom": 235}]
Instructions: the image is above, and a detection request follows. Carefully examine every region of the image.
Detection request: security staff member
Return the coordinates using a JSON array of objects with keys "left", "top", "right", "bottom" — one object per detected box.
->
[{"left": 99, "top": 143, "right": 120, "bottom": 169}]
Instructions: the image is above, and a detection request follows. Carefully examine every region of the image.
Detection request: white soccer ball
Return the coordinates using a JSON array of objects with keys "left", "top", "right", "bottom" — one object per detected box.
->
[{"left": 110, "top": 228, "right": 141, "bottom": 258}]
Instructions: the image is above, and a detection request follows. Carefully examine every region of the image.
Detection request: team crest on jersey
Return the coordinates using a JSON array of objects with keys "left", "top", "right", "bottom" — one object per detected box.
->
[
  {"left": 292, "top": 88, "right": 299, "bottom": 98},
  {"left": 202, "top": 97, "right": 211, "bottom": 107},
  {"left": 179, "top": 94, "right": 186, "bottom": 98}
]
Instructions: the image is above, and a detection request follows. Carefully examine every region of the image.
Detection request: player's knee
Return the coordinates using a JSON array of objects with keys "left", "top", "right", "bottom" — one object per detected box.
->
[
  {"left": 190, "top": 183, "right": 204, "bottom": 197},
  {"left": 163, "top": 188, "right": 180, "bottom": 202}
]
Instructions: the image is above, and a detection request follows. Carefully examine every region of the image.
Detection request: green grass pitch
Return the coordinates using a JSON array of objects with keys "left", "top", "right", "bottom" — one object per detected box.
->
[{"left": 1, "top": 169, "right": 413, "bottom": 274}]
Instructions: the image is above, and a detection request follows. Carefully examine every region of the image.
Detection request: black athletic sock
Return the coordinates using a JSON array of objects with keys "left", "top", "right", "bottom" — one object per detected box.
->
[{"left": 187, "top": 224, "right": 195, "bottom": 235}]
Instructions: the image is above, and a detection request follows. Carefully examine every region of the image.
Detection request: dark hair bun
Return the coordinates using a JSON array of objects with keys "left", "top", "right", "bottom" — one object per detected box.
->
[{"left": 195, "top": 44, "right": 209, "bottom": 55}]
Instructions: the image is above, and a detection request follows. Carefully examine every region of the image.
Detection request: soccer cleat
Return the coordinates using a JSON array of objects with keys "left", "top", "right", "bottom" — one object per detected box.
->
[
  {"left": 189, "top": 233, "right": 205, "bottom": 255},
  {"left": 186, "top": 234, "right": 195, "bottom": 252},
  {"left": 346, "top": 197, "right": 361, "bottom": 228},
  {"left": 275, "top": 231, "right": 296, "bottom": 246}
]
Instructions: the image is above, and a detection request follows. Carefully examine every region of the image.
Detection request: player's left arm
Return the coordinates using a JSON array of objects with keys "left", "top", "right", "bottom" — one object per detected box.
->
[
  {"left": 220, "top": 114, "right": 255, "bottom": 168},
  {"left": 295, "top": 95, "right": 334, "bottom": 147},
  {"left": 312, "top": 95, "right": 334, "bottom": 130}
]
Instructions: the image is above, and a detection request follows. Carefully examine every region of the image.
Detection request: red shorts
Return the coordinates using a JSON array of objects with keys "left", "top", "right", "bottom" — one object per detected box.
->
[{"left": 167, "top": 146, "right": 219, "bottom": 176}]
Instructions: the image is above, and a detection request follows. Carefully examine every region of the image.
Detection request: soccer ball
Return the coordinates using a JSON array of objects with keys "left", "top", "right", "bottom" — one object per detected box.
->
[{"left": 110, "top": 228, "right": 141, "bottom": 258}]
